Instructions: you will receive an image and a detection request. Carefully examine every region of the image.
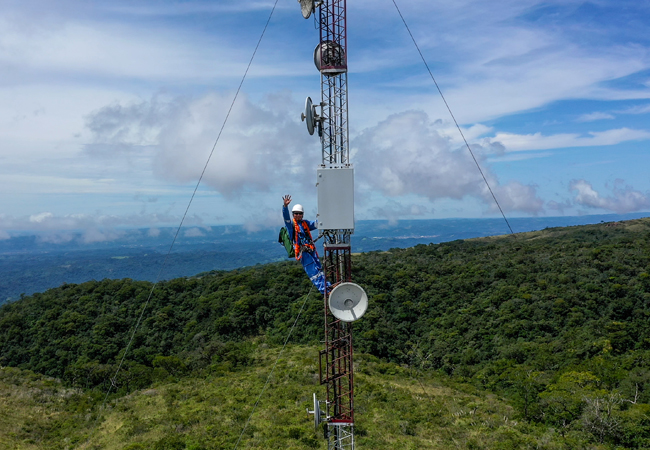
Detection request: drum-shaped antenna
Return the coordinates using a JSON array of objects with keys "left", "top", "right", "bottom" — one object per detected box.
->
[
  {"left": 328, "top": 282, "right": 368, "bottom": 322},
  {"left": 314, "top": 41, "right": 347, "bottom": 75},
  {"left": 301, "top": 97, "right": 315, "bottom": 135},
  {"left": 299, "top": 0, "right": 314, "bottom": 19}
]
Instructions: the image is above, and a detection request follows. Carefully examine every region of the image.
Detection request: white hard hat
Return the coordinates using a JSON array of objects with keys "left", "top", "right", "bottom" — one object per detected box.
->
[{"left": 292, "top": 204, "right": 304, "bottom": 213}]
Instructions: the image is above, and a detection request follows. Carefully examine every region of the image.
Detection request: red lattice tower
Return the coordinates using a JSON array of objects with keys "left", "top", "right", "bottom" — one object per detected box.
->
[{"left": 300, "top": 1, "right": 367, "bottom": 449}]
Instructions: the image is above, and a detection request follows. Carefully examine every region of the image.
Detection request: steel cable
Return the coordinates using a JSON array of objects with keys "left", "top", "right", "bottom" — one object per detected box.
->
[
  {"left": 390, "top": 0, "right": 516, "bottom": 236},
  {"left": 87, "top": 0, "right": 283, "bottom": 438}
]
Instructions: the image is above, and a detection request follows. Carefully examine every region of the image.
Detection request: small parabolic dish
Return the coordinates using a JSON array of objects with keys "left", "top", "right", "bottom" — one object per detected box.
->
[
  {"left": 299, "top": 0, "right": 314, "bottom": 19},
  {"left": 302, "top": 97, "right": 315, "bottom": 135},
  {"left": 328, "top": 282, "right": 368, "bottom": 322}
]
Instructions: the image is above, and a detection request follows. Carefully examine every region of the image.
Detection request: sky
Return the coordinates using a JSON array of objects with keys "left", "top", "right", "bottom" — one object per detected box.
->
[{"left": 1, "top": 0, "right": 650, "bottom": 241}]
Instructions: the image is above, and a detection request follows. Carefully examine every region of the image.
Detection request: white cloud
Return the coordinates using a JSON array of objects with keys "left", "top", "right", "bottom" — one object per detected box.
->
[
  {"left": 37, "top": 233, "right": 76, "bottom": 244},
  {"left": 0, "top": 85, "right": 118, "bottom": 145},
  {"left": 0, "top": 16, "right": 287, "bottom": 86},
  {"left": 349, "top": 0, "right": 650, "bottom": 126},
  {"left": 84, "top": 98, "right": 166, "bottom": 148},
  {"left": 184, "top": 228, "right": 205, "bottom": 237},
  {"left": 488, "top": 182, "right": 544, "bottom": 215},
  {"left": 488, "top": 152, "right": 553, "bottom": 162},
  {"left": 29, "top": 212, "right": 54, "bottom": 223},
  {"left": 369, "top": 201, "right": 430, "bottom": 226},
  {"left": 242, "top": 207, "right": 284, "bottom": 233},
  {"left": 353, "top": 110, "right": 544, "bottom": 214},
  {"left": 577, "top": 112, "right": 615, "bottom": 122},
  {"left": 570, "top": 179, "right": 650, "bottom": 214},
  {"left": 486, "top": 128, "right": 650, "bottom": 152},
  {"left": 0, "top": 212, "right": 204, "bottom": 233},
  {"left": 84, "top": 91, "right": 318, "bottom": 196},
  {"left": 616, "top": 104, "right": 650, "bottom": 115},
  {"left": 440, "top": 50, "right": 648, "bottom": 124},
  {"left": 547, "top": 199, "right": 572, "bottom": 214},
  {"left": 0, "top": 175, "right": 122, "bottom": 195},
  {"left": 102, "top": 1, "right": 289, "bottom": 16},
  {"left": 354, "top": 111, "right": 478, "bottom": 199},
  {"left": 81, "top": 228, "right": 123, "bottom": 244},
  {"left": 0, "top": 0, "right": 649, "bottom": 226}
]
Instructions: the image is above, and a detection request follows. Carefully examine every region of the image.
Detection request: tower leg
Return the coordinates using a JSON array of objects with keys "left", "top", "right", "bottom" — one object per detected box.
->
[
  {"left": 320, "top": 233, "right": 355, "bottom": 449},
  {"left": 327, "top": 423, "right": 354, "bottom": 450}
]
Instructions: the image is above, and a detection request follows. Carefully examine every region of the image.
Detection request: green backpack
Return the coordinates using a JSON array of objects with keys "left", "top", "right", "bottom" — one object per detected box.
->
[{"left": 278, "top": 227, "right": 295, "bottom": 258}]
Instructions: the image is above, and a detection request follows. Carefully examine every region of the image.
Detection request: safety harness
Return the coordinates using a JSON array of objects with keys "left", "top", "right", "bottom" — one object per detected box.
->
[{"left": 293, "top": 219, "right": 315, "bottom": 260}]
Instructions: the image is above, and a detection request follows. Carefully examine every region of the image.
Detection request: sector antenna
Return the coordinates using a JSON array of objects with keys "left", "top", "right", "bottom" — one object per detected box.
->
[{"left": 307, "top": 393, "right": 327, "bottom": 428}]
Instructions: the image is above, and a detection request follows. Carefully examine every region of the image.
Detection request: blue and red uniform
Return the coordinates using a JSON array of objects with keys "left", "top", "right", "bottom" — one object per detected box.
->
[{"left": 283, "top": 206, "right": 329, "bottom": 294}]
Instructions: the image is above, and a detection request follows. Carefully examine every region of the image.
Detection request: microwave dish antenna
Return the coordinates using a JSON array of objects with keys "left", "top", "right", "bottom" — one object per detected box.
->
[
  {"left": 298, "top": 0, "right": 316, "bottom": 19},
  {"left": 301, "top": 96, "right": 315, "bottom": 135},
  {"left": 301, "top": 96, "right": 322, "bottom": 136},
  {"left": 328, "top": 282, "right": 368, "bottom": 322}
]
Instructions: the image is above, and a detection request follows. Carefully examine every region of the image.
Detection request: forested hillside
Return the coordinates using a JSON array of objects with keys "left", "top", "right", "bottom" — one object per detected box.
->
[{"left": 1, "top": 218, "right": 649, "bottom": 448}]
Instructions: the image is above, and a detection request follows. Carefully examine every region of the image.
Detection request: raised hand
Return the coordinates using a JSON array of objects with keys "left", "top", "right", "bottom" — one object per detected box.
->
[{"left": 283, "top": 195, "right": 292, "bottom": 207}]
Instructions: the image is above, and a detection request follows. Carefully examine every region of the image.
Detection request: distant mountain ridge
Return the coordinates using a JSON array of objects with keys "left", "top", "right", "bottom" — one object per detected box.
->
[{"left": 0, "top": 212, "right": 647, "bottom": 303}]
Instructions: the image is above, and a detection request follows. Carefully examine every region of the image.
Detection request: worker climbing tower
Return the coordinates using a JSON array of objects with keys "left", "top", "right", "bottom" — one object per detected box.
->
[{"left": 299, "top": 1, "right": 368, "bottom": 449}]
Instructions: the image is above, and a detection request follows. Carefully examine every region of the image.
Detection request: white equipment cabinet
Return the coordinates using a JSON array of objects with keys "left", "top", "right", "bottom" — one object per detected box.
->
[{"left": 316, "top": 167, "right": 354, "bottom": 231}]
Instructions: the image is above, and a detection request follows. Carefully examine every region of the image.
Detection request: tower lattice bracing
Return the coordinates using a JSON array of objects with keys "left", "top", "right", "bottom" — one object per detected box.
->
[
  {"left": 321, "top": 245, "right": 355, "bottom": 449},
  {"left": 302, "top": 0, "right": 365, "bottom": 448},
  {"left": 318, "top": 0, "right": 349, "bottom": 167},
  {"left": 318, "top": 1, "right": 355, "bottom": 449}
]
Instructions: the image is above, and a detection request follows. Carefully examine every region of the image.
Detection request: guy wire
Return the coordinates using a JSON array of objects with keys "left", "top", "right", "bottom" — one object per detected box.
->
[
  {"left": 233, "top": 287, "right": 314, "bottom": 450},
  {"left": 93, "top": 0, "right": 282, "bottom": 425},
  {"left": 390, "top": 0, "right": 516, "bottom": 236}
]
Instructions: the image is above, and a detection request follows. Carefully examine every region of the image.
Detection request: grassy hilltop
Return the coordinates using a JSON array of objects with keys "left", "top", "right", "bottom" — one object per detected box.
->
[
  {"left": 1, "top": 345, "right": 575, "bottom": 450},
  {"left": 1, "top": 218, "right": 650, "bottom": 448}
]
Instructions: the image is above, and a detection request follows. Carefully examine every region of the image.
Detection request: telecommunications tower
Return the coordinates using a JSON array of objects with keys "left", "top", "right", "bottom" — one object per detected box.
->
[{"left": 299, "top": 0, "right": 368, "bottom": 449}]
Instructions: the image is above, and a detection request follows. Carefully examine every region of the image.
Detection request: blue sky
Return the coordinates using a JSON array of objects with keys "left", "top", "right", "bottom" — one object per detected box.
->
[{"left": 1, "top": 0, "right": 649, "bottom": 241}]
